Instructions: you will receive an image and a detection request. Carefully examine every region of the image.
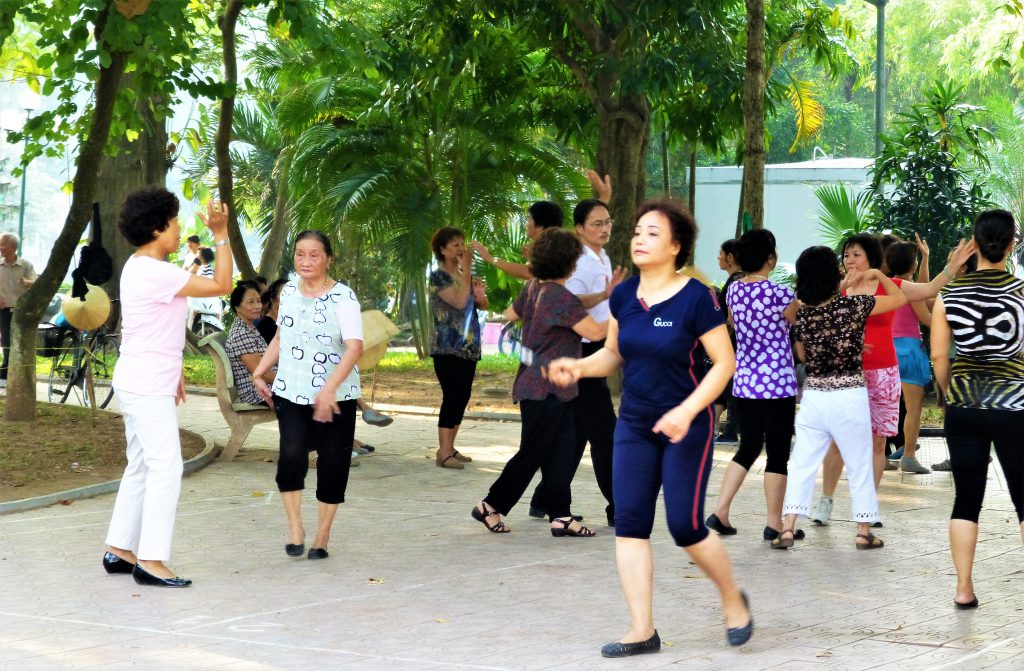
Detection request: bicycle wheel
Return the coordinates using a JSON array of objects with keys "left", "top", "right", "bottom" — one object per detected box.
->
[
  {"left": 90, "top": 335, "right": 119, "bottom": 409},
  {"left": 47, "top": 334, "right": 78, "bottom": 404},
  {"left": 498, "top": 322, "right": 521, "bottom": 356}
]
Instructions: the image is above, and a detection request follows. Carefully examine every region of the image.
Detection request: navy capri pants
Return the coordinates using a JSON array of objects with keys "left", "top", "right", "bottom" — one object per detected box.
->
[{"left": 614, "top": 406, "right": 715, "bottom": 547}]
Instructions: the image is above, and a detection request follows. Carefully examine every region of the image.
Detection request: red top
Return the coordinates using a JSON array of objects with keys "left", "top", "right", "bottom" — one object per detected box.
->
[{"left": 843, "top": 278, "right": 900, "bottom": 371}]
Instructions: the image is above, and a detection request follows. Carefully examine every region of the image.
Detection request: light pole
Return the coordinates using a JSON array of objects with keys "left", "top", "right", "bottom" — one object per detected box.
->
[
  {"left": 15, "top": 90, "right": 41, "bottom": 243},
  {"left": 865, "top": 0, "right": 888, "bottom": 156}
]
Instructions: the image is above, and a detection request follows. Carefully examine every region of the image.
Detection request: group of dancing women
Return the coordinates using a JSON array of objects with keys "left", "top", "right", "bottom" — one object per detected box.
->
[{"left": 99, "top": 183, "right": 1022, "bottom": 659}]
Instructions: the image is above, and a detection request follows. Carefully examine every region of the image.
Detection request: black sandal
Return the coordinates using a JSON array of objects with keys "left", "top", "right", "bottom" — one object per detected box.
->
[
  {"left": 855, "top": 532, "right": 884, "bottom": 549},
  {"left": 771, "top": 528, "right": 795, "bottom": 550},
  {"left": 550, "top": 517, "right": 596, "bottom": 537},
  {"left": 471, "top": 503, "right": 510, "bottom": 533}
]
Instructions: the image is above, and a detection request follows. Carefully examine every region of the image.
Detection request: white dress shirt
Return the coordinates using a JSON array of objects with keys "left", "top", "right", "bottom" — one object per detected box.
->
[{"left": 566, "top": 244, "right": 611, "bottom": 342}]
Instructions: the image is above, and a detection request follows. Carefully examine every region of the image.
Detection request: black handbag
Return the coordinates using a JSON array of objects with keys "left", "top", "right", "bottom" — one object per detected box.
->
[{"left": 71, "top": 202, "right": 114, "bottom": 299}]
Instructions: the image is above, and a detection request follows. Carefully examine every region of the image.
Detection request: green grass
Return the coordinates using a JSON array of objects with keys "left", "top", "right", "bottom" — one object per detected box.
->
[{"left": 36, "top": 351, "right": 518, "bottom": 388}]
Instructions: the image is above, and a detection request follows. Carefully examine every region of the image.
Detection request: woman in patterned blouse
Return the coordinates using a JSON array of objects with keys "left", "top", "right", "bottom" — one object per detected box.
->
[
  {"left": 223, "top": 280, "right": 274, "bottom": 405},
  {"left": 252, "top": 231, "right": 364, "bottom": 561},
  {"left": 931, "top": 209, "right": 1024, "bottom": 609}
]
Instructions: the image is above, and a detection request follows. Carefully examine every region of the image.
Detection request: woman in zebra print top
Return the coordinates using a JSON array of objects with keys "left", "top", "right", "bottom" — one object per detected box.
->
[{"left": 931, "top": 209, "right": 1024, "bottom": 610}]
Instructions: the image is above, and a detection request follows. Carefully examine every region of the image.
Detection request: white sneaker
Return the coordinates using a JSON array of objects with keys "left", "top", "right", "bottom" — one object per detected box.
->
[{"left": 810, "top": 496, "right": 833, "bottom": 526}]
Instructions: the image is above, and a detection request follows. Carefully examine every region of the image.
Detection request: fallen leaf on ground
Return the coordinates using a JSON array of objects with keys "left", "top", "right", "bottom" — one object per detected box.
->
[
  {"left": 436, "top": 619, "right": 449, "bottom": 623},
  {"left": 251, "top": 491, "right": 265, "bottom": 497},
  {"left": 368, "top": 577, "right": 385, "bottom": 585},
  {"left": 816, "top": 651, "right": 833, "bottom": 657},
  {"left": 58, "top": 499, "right": 73, "bottom": 505}
]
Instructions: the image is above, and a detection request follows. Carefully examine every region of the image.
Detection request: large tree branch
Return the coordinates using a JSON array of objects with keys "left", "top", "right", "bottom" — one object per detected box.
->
[
  {"left": 215, "top": 0, "right": 256, "bottom": 278},
  {"left": 554, "top": 1, "right": 610, "bottom": 54},
  {"left": 551, "top": 46, "right": 599, "bottom": 106},
  {"left": 6, "top": 2, "right": 127, "bottom": 420}
]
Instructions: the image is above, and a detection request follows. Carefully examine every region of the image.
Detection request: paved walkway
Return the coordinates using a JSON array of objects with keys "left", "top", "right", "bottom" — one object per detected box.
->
[{"left": 1, "top": 388, "right": 1022, "bottom": 670}]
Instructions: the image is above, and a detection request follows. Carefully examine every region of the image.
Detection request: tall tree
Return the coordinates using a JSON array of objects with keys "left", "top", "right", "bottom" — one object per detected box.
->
[{"left": 740, "top": 0, "right": 767, "bottom": 230}]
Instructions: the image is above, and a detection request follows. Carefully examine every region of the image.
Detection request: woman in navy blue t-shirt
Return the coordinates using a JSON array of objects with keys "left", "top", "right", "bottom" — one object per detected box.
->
[{"left": 549, "top": 200, "right": 752, "bottom": 657}]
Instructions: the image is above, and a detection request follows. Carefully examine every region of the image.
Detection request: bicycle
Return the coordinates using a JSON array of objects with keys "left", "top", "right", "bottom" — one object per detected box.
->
[
  {"left": 46, "top": 322, "right": 120, "bottom": 409},
  {"left": 498, "top": 321, "right": 522, "bottom": 356}
]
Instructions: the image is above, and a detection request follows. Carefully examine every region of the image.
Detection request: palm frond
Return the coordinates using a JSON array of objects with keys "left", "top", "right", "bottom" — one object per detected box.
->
[
  {"left": 782, "top": 68, "right": 825, "bottom": 153},
  {"left": 814, "top": 184, "right": 875, "bottom": 249}
]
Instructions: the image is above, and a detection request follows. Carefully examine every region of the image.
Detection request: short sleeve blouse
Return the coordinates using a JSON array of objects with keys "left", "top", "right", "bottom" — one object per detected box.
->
[
  {"left": 726, "top": 279, "right": 797, "bottom": 399},
  {"left": 428, "top": 269, "right": 482, "bottom": 360},
  {"left": 794, "top": 294, "right": 875, "bottom": 391},
  {"left": 511, "top": 281, "right": 588, "bottom": 402},
  {"left": 611, "top": 277, "right": 726, "bottom": 426},
  {"left": 223, "top": 318, "right": 268, "bottom": 405},
  {"left": 272, "top": 279, "right": 363, "bottom": 405}
]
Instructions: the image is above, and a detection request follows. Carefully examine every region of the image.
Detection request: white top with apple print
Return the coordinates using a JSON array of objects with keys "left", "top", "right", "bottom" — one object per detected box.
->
[{"left": 272, "top": 278, "right": 363, "bottom": 404}]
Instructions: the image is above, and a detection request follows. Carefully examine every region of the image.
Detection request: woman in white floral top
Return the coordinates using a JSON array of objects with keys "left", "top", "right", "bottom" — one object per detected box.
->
[{"left": 253, "top": 231, "right": 364, "bottom": 561}]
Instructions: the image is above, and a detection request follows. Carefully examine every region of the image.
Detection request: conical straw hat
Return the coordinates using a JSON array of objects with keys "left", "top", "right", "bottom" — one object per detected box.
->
[
  {"left": 358, "top": 310, "right": 399, "bottom": 369},
  {"left": 62, "top": 284, "right": 111, "bottom": 331}
]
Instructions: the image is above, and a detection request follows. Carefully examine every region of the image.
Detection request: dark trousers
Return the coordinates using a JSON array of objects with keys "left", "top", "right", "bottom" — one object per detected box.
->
[
  {"left": 614, "top": 407, "right": 715, "bottom": 547},
  {"left": 945, "top": 405, "right": 1024, "bottom": 524},
  {"left": 274, "top": 396, "right": 356, "bottom": 504},
  {"left": 0, "top": 308, "right": 11, "bottom": 380},
  {"left": 484, "top": 395, "right": 576, "bottom": 520},
  {"left": 432, "top": 354, "right": 477, "bottom": 428},
  {"left": 887, "top": 395, "right": 908, "bottom": 452},
  {"left": 733, "top": 396, "right": 796, "bottom": 475},
  {"left": 530, "top": 340, "right": 616, "bottom": 516}
]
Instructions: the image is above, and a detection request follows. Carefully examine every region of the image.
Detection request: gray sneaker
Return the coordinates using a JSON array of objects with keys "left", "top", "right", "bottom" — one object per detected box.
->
[
  {"left": 900, "top": 455, "right": 931, "bottom": 474},
  {"left": 361, "top": 407, "right": 394, "bottom": 427},
  {"left": 810, "top": 496, "right": 833, "bottom": 526},
  {"left": 932, "top": 458, "right": 952, "bottom": 471}
]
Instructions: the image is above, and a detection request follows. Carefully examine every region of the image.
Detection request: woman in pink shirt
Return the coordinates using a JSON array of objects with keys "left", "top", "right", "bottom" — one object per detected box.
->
[{"left": 102, "top": 187, "right": 232, "bottom": 588}]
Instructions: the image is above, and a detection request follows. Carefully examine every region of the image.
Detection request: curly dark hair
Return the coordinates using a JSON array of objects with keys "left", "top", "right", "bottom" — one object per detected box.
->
[
  {"left": 529, "top": 228, "right": 582, "bottom": 280},
  {"left": 842, "top": 233, "right": 883, "bottom": 269},
  {"left": 229, "top": 280, "right": 261, "bottom": 313},
  {"left": 118, "top": 186, "right": 180, "bottom": 247},
  {"left": 430, "top": 227, "right": 464, "bottom": 263},
  {"left": 736, "top": 228, "right": 777, "bottom": 272},
  {"left": 635, "top": 199, "right": 697, "bottom": 270},
  {"left": 796, "top": 246, "right": 842, "bottom": 305},
  {"left": 885, "top": 241, "right": 919, "bottom": 277}
]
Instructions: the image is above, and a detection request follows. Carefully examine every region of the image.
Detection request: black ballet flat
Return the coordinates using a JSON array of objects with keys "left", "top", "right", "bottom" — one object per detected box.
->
[
  {"left": 706, "top": 514, "right": 737, "bottom": 535},
  {"left": 132, "top": 564, "right": 192, "bottom": 588},
  {"left": 726, "top": 591, "right": 754, "bottom": 646},
  {"left": 102, "top": 551, "right": 135, "bottom": 575},
  {"left": 955, "top": 597, "right": 979, "bottom": 609},
  {"left": 285, "top": 543, "right": 305, "bottom": 557},
  {"left": 600, "top": 630, "right": 661, "bottom": 658},
  {"left": 307, "top": 548, "right": 329, "bottom": 560}
]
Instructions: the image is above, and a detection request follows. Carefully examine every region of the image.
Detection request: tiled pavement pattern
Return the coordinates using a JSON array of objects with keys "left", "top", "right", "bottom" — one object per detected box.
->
[{"left": 1, "top": 386, "right": 1021, "bottom": 670}]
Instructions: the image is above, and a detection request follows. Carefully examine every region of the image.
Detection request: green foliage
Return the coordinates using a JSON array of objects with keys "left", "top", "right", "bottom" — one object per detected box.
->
[
  {"left": 981, "top": 97, "right": 1024, "bottom": 224},
  {"left": 868, "top": 83, "right": 995, "bottom": 275},
  {"left": 813, "top": 184, "right": 876, "bottom": 250}
]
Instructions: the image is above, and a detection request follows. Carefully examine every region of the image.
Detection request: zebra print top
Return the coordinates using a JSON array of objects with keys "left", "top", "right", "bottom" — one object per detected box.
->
[{"left": 942, "top": 269, "right": 1024, "bottom": 410}]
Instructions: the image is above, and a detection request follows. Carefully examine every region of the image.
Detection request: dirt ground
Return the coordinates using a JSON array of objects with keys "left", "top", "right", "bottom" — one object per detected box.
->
[{"left": 0, "top": 400, "right": 205, "bottom": 503}]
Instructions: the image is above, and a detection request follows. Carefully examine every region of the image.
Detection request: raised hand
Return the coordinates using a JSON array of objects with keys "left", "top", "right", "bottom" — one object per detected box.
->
[
  {"left": 604, "top": 265, "right": 628, "bottom": 298},
  {"left": 914, "top": 232, "right": 930, "bottom": 258},
  {"left": 946, "top": 238, "right": 978, "bottom": 272},
  {"left": 586, "top": 169, "right": 613, "bottom": 203},
  {"left": 469, "top": 240, "right": 494, "bottom": 264},
  {"left": 198, "top": 199, "right": 228, "bottom": 238}
]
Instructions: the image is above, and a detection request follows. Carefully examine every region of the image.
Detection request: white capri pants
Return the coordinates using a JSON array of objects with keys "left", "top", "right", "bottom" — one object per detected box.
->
[
  {"left": 783, "top": 386, "right": 880, "bottom": 523},
  {"left": 105, "top": 390, "right": 184, "bottom": 561}
]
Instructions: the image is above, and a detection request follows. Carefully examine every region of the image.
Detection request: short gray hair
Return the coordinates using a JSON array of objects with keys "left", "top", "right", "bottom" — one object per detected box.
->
[{"left": 0, "top": 232, "right": 19, "bottom": 248}]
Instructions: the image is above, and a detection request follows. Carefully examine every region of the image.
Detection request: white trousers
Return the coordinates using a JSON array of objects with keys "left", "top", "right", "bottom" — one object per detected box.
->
[
  {"left": 105, "top": 390, "right": 183, "bottom": 561},
  {"left": 783, "top": 387, "right": 880, "bottom": 523}
]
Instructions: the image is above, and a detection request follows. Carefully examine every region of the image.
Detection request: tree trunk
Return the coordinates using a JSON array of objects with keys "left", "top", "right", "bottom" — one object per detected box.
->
[
  {"left": 739, "top": 0, "right": 767, "bottom": 231},
  {"left": 216, "top": 0, "right": 257, "bottom": 279},
  {"left": 257, "top": 150, "right": 291, "bottom": 278},
  {"left": 5, "top": 7, "right": 127, "bottom": 421},
  {"left": 688, "top": 144, "right": 697, "bottom": 214},
  {"left": 596, "top": 94, "right": 650, "bottom": 267},
  {"left": 96, "top": 80, "right": 169, "bottom": 300}
]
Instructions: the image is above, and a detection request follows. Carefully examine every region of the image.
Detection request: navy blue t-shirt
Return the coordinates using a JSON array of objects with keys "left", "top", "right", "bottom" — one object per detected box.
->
[{"left": 610, "top": 276, "right": 726, "bottom": 426}]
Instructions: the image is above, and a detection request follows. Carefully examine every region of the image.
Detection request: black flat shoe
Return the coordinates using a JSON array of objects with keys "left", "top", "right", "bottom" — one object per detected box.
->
[
  {"left": 955, "top": 597, "right": 979, "bottom": 609},
  {"left": 606, "top": 508, "right": 615, "bottom": 527},
  {"left": 706, "top": 513, "right": 737, "bottom": 535},
  {"left": 102, "top": 551, "right": 135, "bottom": 574},
  {"left": 763, "top": 526, "right": 805, "bottom": 541},
  {"left": 285, "top": 543, "right": 305, "bottom": 557},
  {"left": 726, "top": 591, "right": 753, "bottom": 646},
  {"left": 307, "top": 548, "right": 329, "bottom": 560},
  {"left": 132, "top": 564, "right": 192, "bottom": 588},
  {"left": 600, "top": 631, "right": 660, "bottom": 658}
]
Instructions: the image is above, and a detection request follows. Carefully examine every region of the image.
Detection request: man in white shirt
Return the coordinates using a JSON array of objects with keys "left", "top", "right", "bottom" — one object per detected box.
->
[
  {"left": 0, "top": 232, "right": 37, "bottom": 388},
  {"left": 529, "top": 198, "right": 625, "bottom": 527}
]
